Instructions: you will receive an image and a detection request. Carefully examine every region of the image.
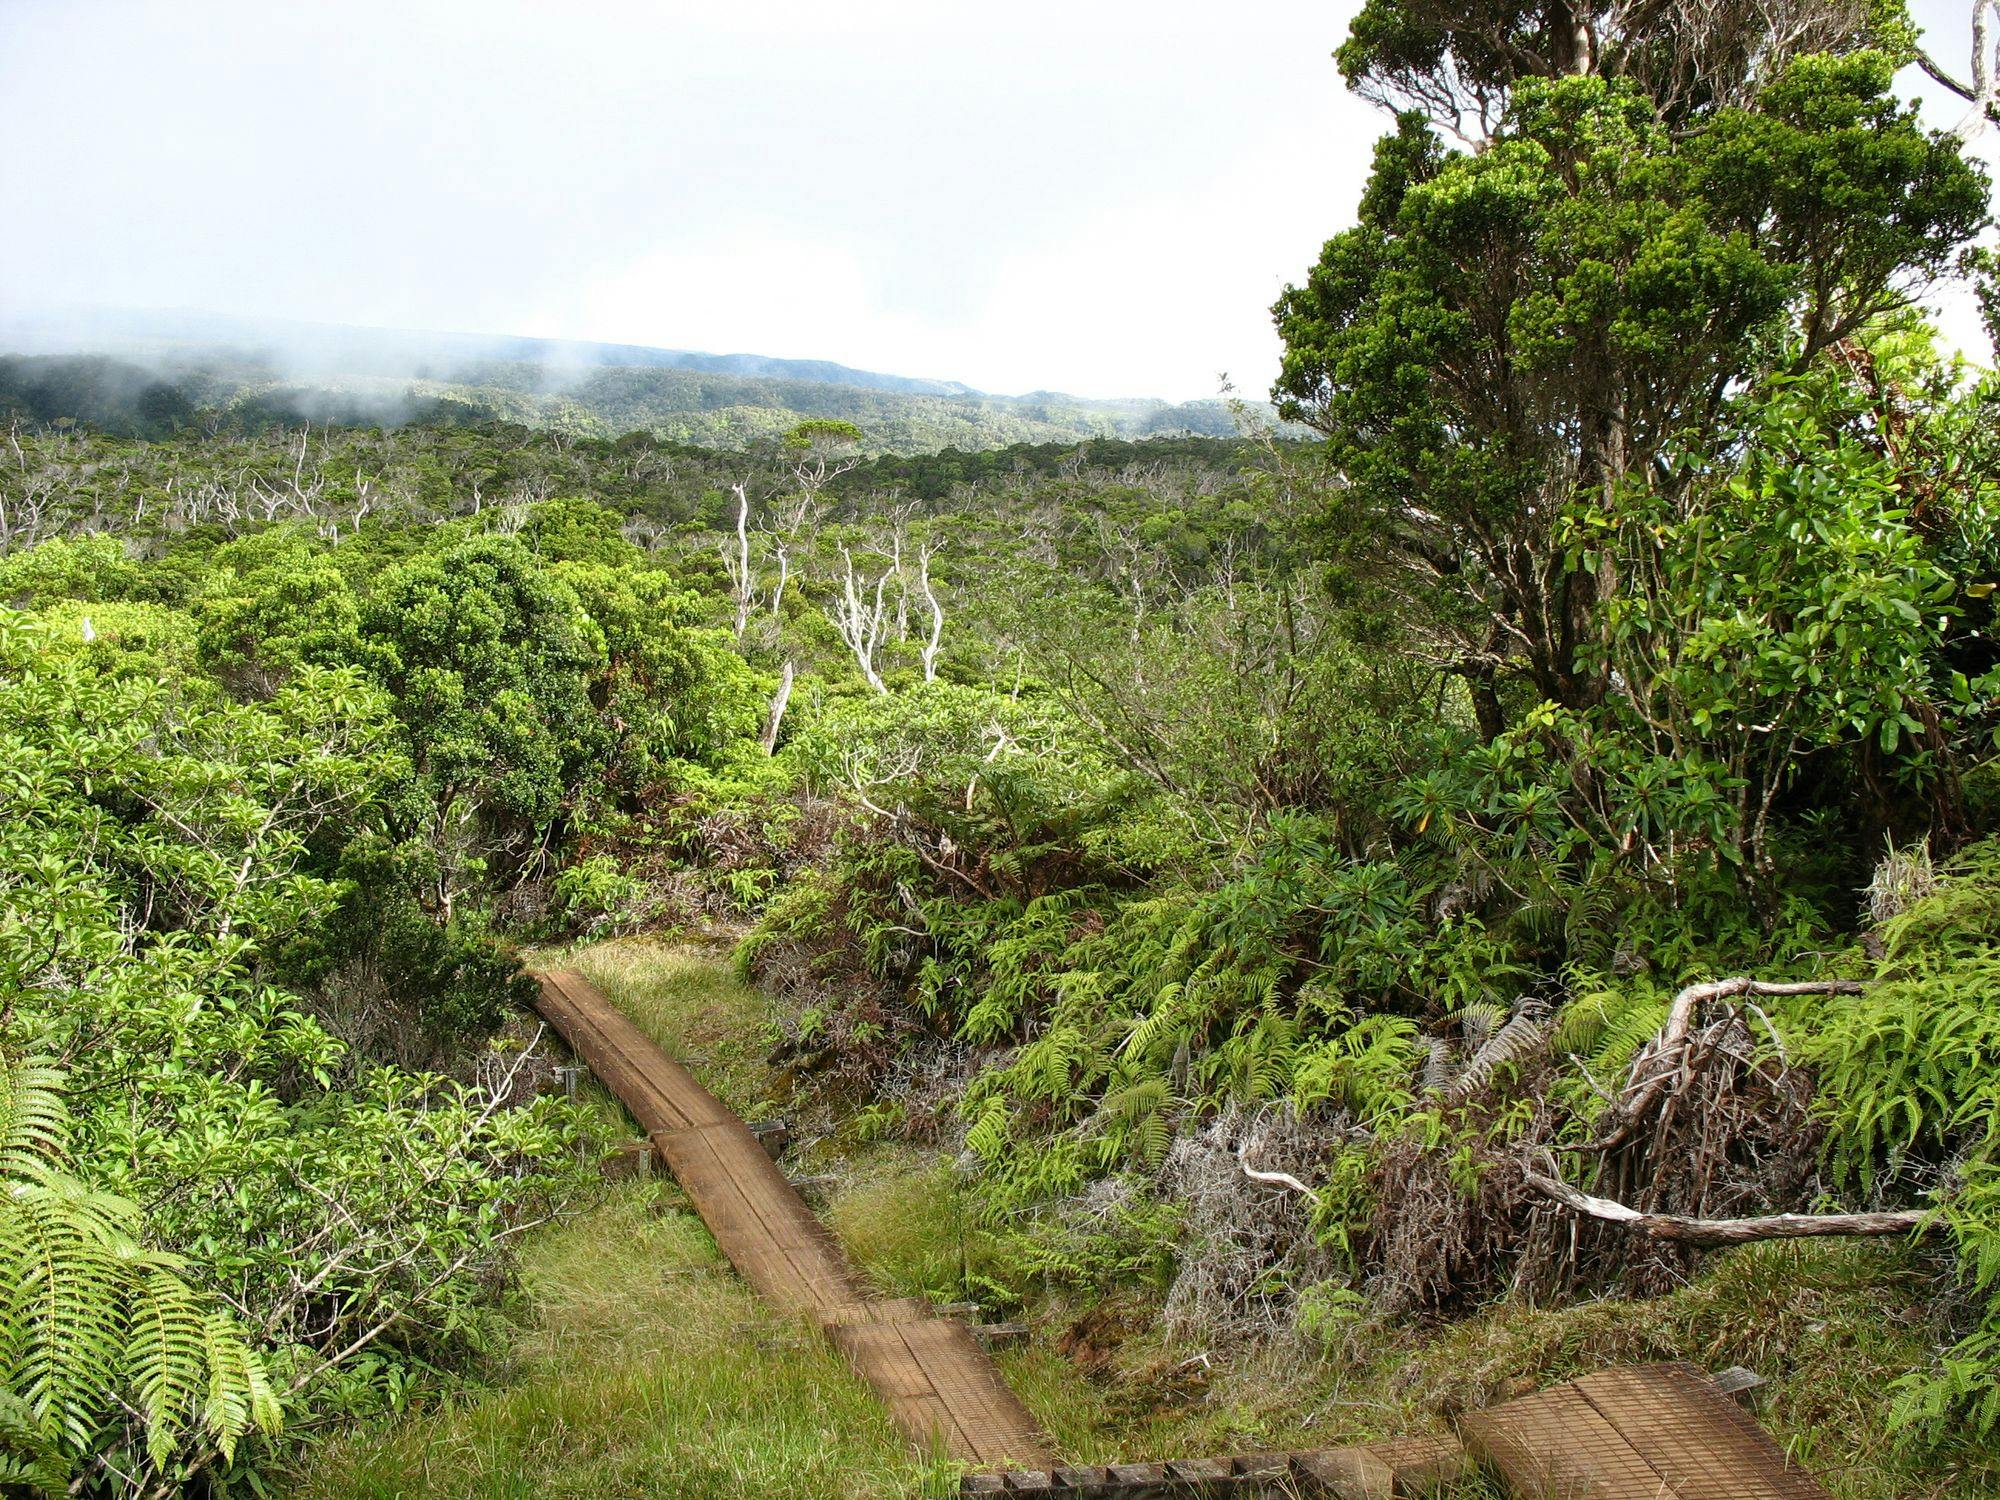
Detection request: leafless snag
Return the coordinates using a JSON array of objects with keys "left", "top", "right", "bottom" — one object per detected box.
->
[
  {"left": 1918, "top": 0, "right": 2000, "bottom": 138},
  {"left": 829, "top": 545, "right": 894, "bottom": 694},
  {"left": 761, "top": 659, "right": 795, "bottom": 754},
  {"left": 916, "top": 541, "right": 946, "bottom": 682}
]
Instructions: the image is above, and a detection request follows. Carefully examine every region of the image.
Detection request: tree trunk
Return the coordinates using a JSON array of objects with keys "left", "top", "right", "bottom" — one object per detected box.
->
[{"left": 761, "top": 660, "right": 794, "bottom": 754}]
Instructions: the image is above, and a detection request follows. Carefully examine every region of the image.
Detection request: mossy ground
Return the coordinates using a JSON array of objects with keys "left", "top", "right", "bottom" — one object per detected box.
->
[{"left": 291, "top": 940, "right": 1992, "bottom": 1499}]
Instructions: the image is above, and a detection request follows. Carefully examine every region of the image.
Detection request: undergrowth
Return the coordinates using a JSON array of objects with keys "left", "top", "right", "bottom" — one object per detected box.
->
[{"left": 289, "top": 1184, "right": 953, "bottom": 1500}]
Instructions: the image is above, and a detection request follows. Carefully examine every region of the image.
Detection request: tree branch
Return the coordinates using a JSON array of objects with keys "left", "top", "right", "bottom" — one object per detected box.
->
[{"left": 1523, "top": 1163, "right": 1938, "bottom": 1247}]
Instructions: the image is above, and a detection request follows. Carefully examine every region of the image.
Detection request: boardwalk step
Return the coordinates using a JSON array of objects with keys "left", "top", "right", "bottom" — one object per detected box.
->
[
  {"left": 961, "top": 1440, "right": 1434, "bottom": 1497},
  {"left": 1459, "top": 1362, "right": 1828, "bottom": 1498}
]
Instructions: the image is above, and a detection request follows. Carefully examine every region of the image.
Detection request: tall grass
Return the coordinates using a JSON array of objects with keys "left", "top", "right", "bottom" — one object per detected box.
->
[{"left": 290, "top": 1186, "right": 952, "bottom": 1500}]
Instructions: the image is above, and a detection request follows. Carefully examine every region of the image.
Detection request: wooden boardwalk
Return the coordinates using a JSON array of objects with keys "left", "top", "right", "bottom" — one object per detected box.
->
[
  {"left": 1461, "top": 1362, "right": 1829, "bottom": 1498},
  {"left": 533, "top": 968, "right": 1052, "bottom": 1469},
  {"left": 960, "top": 1432, "right": 1469, "bottom": 1496},
  {"left": 963, "top": 1365, "right": 1828, "bottom": 1496},
  {"left": 534, "top": 972, "right": 1828, "bottom": 1494}
]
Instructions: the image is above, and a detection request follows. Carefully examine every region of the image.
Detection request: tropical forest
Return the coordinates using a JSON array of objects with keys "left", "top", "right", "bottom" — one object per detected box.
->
[{"left": 4, "top": 0, "right": 2000, "bottom": 1496}]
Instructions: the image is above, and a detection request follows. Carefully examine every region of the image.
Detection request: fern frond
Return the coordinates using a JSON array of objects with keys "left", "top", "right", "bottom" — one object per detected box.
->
[
  {"left": 0, "top": 1390, "right": 67, "bottom": 1499},
  {"left": 0, "top": 1050, "right": 284, "bottom": 1476},
  {"left": 130, "top": 1266, "right": 212, "bottom": 1467},
  {"left": 1452, "top": 1000, "right": 1508, "bottom": 1053},
  {"left": 0, "top": 1058, "right": 68, "bottom": 1183}
]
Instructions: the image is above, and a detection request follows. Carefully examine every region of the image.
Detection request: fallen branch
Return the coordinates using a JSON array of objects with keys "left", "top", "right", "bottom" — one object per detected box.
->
[
  {"left": 1523, "top": 1163, "right": 1937, "bottom": 1247},
  {"left": 1584, "top": 976, "right": 1864, "bottom": 1152},
  {"left": 1237, "top": 1136, "right": 1320, "bottom": 1202}
]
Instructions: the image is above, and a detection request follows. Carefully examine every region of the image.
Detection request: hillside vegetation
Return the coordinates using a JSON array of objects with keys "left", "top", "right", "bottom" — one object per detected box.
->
[
  {"left": 3, "top": 1, "right": 2000, "bottom": 1496},
  {"left": 0, "top": 343, "right": 1250, "bottom": 456}
]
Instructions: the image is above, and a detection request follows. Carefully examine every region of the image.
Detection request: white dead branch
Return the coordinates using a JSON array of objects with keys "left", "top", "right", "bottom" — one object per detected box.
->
[{"left": 1524, "top": 1158, "right": 1937, "bottom": 1246}]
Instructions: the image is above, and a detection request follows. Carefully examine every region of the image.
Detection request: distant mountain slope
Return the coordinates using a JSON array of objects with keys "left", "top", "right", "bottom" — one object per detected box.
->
[{"left": 0, "top": 309, "right": 1268, "bottom": 453}]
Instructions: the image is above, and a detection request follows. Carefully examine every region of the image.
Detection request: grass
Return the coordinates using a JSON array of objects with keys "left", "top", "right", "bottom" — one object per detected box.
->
[
  {"left": 298, "top": 939, "right": 1991, "bottom": 1498},
  {"left": 289, "top": 1184, "right": 954, "bottom": 1500}
]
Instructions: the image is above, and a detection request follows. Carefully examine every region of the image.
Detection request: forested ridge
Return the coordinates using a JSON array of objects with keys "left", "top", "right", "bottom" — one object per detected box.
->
[
  {"left": 5, "top": 1, "right": 2000, "bottom": 1496},
  {"left": 0, "top": 347, "right": 1252, "bottom": 457}
]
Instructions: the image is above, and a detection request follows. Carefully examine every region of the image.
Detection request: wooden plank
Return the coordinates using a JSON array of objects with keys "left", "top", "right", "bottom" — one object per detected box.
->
[
  {"left": 1291, "top": 1448, "right": 1396, "bottom": 1499},
  {"left": 530, "top": 968, "right": 1052, "bottom": 1469},
  {"left": 1103, "top": 1460, "right": 1172, "bottom": 1497},
  {"left": 964, "top": 1441, "right": 1429, "bottom": 1499},
  {"left": 829, "top": 1319, "right": 972, "bottom": 1458},
  {"left": 1461, "top": 1383, "right": 1676, "bottom": 1497},
  {"left": 895, "top": 1316, "right": 1048, "bottom": 1468},
  {"left": 1160, "top": 1456, "right": 1236, "bottom": 1494},
  {"left": 1229, "top": 1451, "right": 1289, "bottom": 1479},
  {"left": 1358, "top": 1432, "right": 1472, "bottom": 1492},
  {"left": 1572, "top": 1365, "right": 1828, "bottom": 1498}
]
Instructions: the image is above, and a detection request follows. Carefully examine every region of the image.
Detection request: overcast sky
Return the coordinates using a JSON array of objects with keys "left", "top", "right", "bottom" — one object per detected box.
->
[{"left": 1, "top": 0, "right": 1993, "bottom": 400}]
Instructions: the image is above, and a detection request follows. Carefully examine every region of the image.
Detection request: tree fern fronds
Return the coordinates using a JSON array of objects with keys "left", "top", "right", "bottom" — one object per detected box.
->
[
  {"left": 1452, "top": 1000, "right": 1507, "bottom": 1053},
  {"left": 1, "top": 1180, "right": 130, "bottom": 1449},
  {"left": 0, "top": 1391, "right": 66, "bottom": 1499},
  {"left": 0, "top": 1050, "right": 283, "bottom": 1478},
  {"left": 0, "top": 1058, "right": 67, "bottom": 1183},
  {"left": 1449, "top": 999, "right": 1552, "bottom": 1098},
  {"left": 130, "top": 1266, "right": 212, "bottom": 1467},
  {"left": 199, "top": 1311, "right": 280, "bottom": 1461},
  {"left": 1420, "top": 1037, "right": 1459, "bottom": 1094}
]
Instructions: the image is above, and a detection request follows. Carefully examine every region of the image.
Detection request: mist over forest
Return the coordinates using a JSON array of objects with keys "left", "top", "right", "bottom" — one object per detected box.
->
[{"left": 0, "top": 307, "right": 1258, "bottom": 453}]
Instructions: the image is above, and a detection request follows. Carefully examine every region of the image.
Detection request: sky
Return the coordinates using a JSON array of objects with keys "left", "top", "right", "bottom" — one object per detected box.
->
[{"left": 0, "top": 0, "right": 1994, "bottom": 401}]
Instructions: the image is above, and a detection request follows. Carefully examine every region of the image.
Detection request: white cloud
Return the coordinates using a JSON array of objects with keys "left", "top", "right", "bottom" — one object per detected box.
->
[{"left": 0, "top": 0, "right": 1990, "bottom": 395}]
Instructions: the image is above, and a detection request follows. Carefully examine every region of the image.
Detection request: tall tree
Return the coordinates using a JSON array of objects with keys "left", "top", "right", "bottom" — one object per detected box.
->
[{"left": 1276, "top": 3, "right": 1989, "bottom": 726}]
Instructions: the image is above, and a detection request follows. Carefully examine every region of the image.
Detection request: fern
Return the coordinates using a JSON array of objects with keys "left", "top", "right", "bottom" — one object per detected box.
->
[
  {"left": 0, "top": 1391, "right": 64, "bottom": 1500},
  {"left": 0, "top": 1057, "right": 67, "bottom": 1183},
  {"left": 0, "top": 1052, "right": 283, "bottom": 1481},
  {"left": 1803, "top": 841, "right": 2000, "bottom": 1437}
]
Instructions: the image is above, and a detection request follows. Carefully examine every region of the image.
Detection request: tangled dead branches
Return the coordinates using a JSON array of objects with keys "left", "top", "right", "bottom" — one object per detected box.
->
[
  {"left": 1158, "top": 1103, "right": 1341, "bottom": 1341},
  {"left": 1367, "top": 977, "right": 1870, "bottom": 1310},
  {"left": 1539, "top": 976, "right": 1867, "bottom": 1293}
]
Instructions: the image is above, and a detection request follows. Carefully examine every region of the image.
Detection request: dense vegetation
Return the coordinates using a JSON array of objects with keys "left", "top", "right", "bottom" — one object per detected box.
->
[{"left": 4, "top": 1, "right": 2000, "bottom": 1494}]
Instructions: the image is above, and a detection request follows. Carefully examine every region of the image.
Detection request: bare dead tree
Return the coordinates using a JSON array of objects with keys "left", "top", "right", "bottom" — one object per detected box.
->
[
  {"left": 623, "top": 515, "right": 668, "bottom": 551},
  {"left": 1093, "top": 515, "right": 1158, "bottom": 642},
  {"left": 890, "top": 530, "right": 909, "bottom": 642},
  {"left": 722, "top": 482, "right": 755, "bottom": 641},
  {"left": 829, "top": 546, "right": 893, "bottom": 694},
  {"left": 785, "top": 437, "right": 862, "bottom": 509},
  {"left": 770, "top": 535, "right": 793, "bottom": 618},
  {"left": 916, "top": 541, "right": 946, "bottom": 682},
  {"left": 1918, "top": 0, "right": 2000, "bottom": 136},
  {"left": 761, "top": 660, "right": 795, "bottom": 753},
  {"left": 0, "top": 470, "right": 57, "bottom": 552}
]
